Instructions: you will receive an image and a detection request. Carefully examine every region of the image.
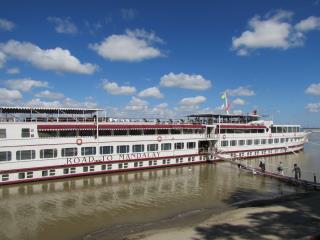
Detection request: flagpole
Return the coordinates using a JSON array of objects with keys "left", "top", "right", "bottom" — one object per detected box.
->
[{"left": 225, "top": 92, "right": 229, "bottom": 115}]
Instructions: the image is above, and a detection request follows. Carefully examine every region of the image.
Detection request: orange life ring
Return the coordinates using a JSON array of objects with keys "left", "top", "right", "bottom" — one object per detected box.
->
[
  {"left": 157, "top": 136, "right": 162, "bottom": 142},
  {"left": 223, "top": 134, "right": 226, "bottom": 139},
  {"left": 76, "top": 138, "right": 83, "bottom": 145}
]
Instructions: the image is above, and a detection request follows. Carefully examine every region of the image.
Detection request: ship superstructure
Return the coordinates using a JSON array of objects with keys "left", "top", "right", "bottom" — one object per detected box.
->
[{"left": 0, "top": 106, "right": 307, "bottom": 185}]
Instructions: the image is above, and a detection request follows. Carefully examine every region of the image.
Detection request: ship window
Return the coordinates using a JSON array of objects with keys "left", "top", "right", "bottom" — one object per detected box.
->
[
  {"left": 271, "top": 127, "right": 276, "bottom": 133},
  {"left": 221, "top": 141, "right": 228, "bottom": 147},
  {"left": 42, "top": 170, "right": 48, "bottom": 177},
  {"left": 261, "top": 139, "right": 267, "bottom": 144},
  {"left": 1, "top": 174, "right": 9, "bottom": 181},
  {"left": 277, "top": 127, "right": 283, "bottom": 133},
  {"left": 114, "top": 130, "right": 128, "bottom": 136},
  {"left": 70, "top": 167, "right": 76, "bottom": 173},
  {"left": 101, "top": 164, "right": 106, "bottom": 170},
  {"left": 268, "top": 139, "right": 273, "bottom": 144},
  {"left": 149, "top": 160, "right": 153, "bottom": 166},
  {"left": 107, "top": 164, "right": 112, "bottom": 170},
  {"left": 118, "top": 163, "right": 123, "bottom": 169},
  {"left": 16, "top": 150, "right": 36, "bottom": 160},
  {"left": 40, "top": 149, "right": 57, "bottom": 159},
  {"left": 61, "top": 148, "right": 78, "bottom": 157},
  {"left": 0, "top": 129, "right": 6, "bottom": 138},
  {"left": 134, "top": 162, "right": 138, "bottom": 167},
  {"left": 230, "top": 140, "right": 237, "bottom": 146},
  {"left": 83, "top": 166, "right": 88, "bottom": 172},
  {"left": 183, "top": 129, "right": 193, "bottom": 134},
  {"left": 79, "top": 130, "right": 95, "bottom": 137},
  {"left": 49, "top": 169, "right": 55, "bottom": 176},
  {"left": 27, "top": 172, "right": 33, "bottom": 179},
  {"left": 139, "top": 161, "right": 143, "bottom": 167},
  {"left": 81, "top": 147, "right": 96, "bottom": 156},
  {"left": 238, "top": 140, "right": 245, "bottom": 146},
  {"left": 100, "top": 146, "right": 113, "bottom": 155},
  {"left": 174, "top": 142, "right": 184, "bottom": 150},
  {"left": 63, "top": 168, "right": 69, "bottom": 174},
  {"left": 158, "top": 129, "right": 169, "bottom": 135},
  {"left": 161, "top": 143, "right": 171, "bottom": 151},
  {"left": 132, "top": 144, "right": 144, "bottom": 153},
  {"left": 59, "top": 130, "right": 77, "bottom": 137},
  {"left": 147, "top": 144, "right": 158, "bottom": 152},
  {"left": 246, "top": 140, "right": 253, "bottom": 145},
  {"left": 117, "top": 145, "right": 129, "bottom": 153},
  {"left": 18, "top": 172, "right": 25, "bottom": 179},
  {"left": 288, "top": 127, "right": 293, "bottom": 133},
  {"left": 124, "top": 163, "right": 128, "bottom": 168},
  {"left": 129, "top": 129, "right": 142, "bottom": 135},
  {"left": 187, "top": 142, "right": 196, "bottom": 149},
  {"left": 99, "top": 130, "right": 112, "bottom": 136},
  {"left": 171, "top": 129, "right": 181, "bottom": 134},
  {"left": 281, "top": 138, "right": 285, "bottom": 143},
  {"left": 254, "top": 139, "right": 260, "bottom": 145},
  {"left": 21, "top": 128, "right": 30, "bottom": 138},
  {"left": 89, "top": 165, "right": 94, "bottom": 171},
  {"left": 0, "top": 151, "right": 11, "bottom": 162},
  {"left": 144, "top": 129, "right": 156, "bottom": 135},
  {"left": 275, "top": 138, "right": 279, "bottom": 143},
  {"left": 38, "top": 131, "right": 58, "bottom": 138}
]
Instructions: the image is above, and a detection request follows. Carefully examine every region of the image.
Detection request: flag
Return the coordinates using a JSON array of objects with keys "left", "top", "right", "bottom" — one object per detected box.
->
[{"left": 221, "top": 92, "right": 226, "bottom": 100}]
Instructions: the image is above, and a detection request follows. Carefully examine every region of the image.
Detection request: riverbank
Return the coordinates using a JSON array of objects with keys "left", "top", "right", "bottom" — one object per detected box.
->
[{"left": 127, "top": 192, "right": 320, "bottom": 240}]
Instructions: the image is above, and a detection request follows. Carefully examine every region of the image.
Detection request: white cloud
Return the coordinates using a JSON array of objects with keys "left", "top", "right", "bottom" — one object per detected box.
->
[
  {"left": 305, "top": 83, "right": 320, "bottom": 95},
  {"left": 232, "top": 10, "right": 304, "bottom": 55},
  {"left": 125, "top": 97, "right": 148, "bottom": 111},
  {"left": 0, "top": 18, "right": 15, "bottom": 31},
  {"left": 179, "top": 96, "right": 206, "bottom": 106},
  {"left": 47, "top": 17, "right": 78, "bottom": 34},
  {"left": 102, "top": 81, "right": 136, "bottom": 95},
  {"left": 306, "top": 103, "right": 320, "bottom": 112},
  {"left": 0, "top": 51, "right": 5, "bottom": 68},
  {"left": 0, "top": 88, "right": 22, "bottom": 103},
  {"left": 6, "top": 67, "right": 20, "bottom": 74},
  {"left": 5, "top": 78, "right": 48, "bottom": 92},
  {"left": 227, "top": 86, "right": 255, "bottom": 96},
  {"left": 232, "top": 98, "right": 246, "bottom": 105},
  {"left": 25, "top": 98, "right": 61, "bottom": 108},
  {"left": 89, "top": 29, "right": 163, "bottom": 61},
  {"left": 0, "top": 40, "right": 97, "bottom": 74},
  {"left": 25, "top": 97, "right": 98, "bottom": 108},
  {"left": 233, "top": 109, "right": 243, "bottom": 115},
  {"left": 120, "top": 8, "right": 138, "bottom": 20},
  {"left": 160, "top": 72, "right": 212, "bottom": 90},
  {"left": 295, "top": 16, "right": 320, "bottom": 32},
  {"left": 35, "top": 90, "right": 65, "bottom": 99},
  {"left": 138, "top": 87, "right": 163, "bottom": 98}
]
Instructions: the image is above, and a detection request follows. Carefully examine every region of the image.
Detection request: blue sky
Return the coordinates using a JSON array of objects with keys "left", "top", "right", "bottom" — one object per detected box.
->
[{"left": 0, "top": 0, "right": 320, "bottom": 127}]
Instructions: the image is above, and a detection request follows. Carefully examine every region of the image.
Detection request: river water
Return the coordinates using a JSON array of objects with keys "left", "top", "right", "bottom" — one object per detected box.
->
[{"left": 0, "top": 133, "right": 319, "bottom": 240}]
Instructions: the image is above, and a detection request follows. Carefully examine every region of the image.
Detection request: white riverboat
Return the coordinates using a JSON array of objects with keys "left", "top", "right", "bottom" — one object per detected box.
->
[{"left": 0, "top": 106, "right": 308, "bottom": 185}]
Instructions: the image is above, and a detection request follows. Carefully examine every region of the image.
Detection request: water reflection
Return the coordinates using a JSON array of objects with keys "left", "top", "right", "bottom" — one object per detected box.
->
[{"left": 0, "top": 161, "right": 300, "bottom": 240}]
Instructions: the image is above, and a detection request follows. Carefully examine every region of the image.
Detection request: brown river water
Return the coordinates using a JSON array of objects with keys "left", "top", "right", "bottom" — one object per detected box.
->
[{"left": 0, "top": 133, "right": 319, "bottom": 240}]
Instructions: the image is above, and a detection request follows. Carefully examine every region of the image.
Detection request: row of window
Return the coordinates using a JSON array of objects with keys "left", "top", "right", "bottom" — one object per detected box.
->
[
  {"left": 1, "top": 156, "right": 206, "bottom": 181},
  {"left": 221, "top": 137, "right": 303, "bottom": 147},
  {"left": 0, "top": 142, "right": 197, "bottom": 162},
  {"left": 38, "top": 129, "right": 206, "bottom": 138}
]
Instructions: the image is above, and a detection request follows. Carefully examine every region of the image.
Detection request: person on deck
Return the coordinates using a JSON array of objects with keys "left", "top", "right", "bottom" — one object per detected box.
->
[
  {"left": 259, "top": 160, "right": 266, "bottom": 173},
  {"left": 277, "top": 162, "right": 284, "bottom": 176},
  {"left": 292, "top": 163, "right": 301, "bottom": 180}
]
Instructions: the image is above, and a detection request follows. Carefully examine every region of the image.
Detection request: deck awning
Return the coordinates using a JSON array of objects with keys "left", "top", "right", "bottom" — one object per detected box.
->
[
  {"left": 0, "top": 106, "right": 102, "bottom": 114},
  {"left": 37, "top": 124, "right": 206, "bottom": 131}
]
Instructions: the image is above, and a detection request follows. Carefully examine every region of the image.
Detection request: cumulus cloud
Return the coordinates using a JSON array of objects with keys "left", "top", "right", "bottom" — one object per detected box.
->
[
  {"left": 305, "top": 83, "right": 320, "bottom": 95},
  {"left": 232, "top": 98, "right": 246, "bottom": 105},
  {"left": 0, "top": 51, "right": 5, "bottom": 68},
  {"left": 295, "top": 16, "right": 320, "bottom": 32},
  {"left": 6, "top": 67, "right": 20, "bottom": 74},
  {"left": 305, "top": 103, "right": 320, "bottom": 112},
  {"left": 226, "top": 86, "right": 255, "bottom": 96},
  {"left": 47, "top": 17, "right": 78, "bottom": 34},
  {"left": 125, "top": 96, "right": 148, "bottom": 111},
  {"left": 232, "top": 10, "right": 306, "bottom": 55},
  {"left": 179, "top": 96, "right": 206, "bottom": 106},
  {"left": 25, "top": 96, "right": 98, "bottom": 108},
  {"left": 138, "top": 87, "right": 163, "bottom": 98},
  {"left": 35, "top": 90, "right": 65, "bottom": 99},
  {"left": 102, "top": 81, "right": 136, "bottom": 95},
  {"left": 0, "top": 40, "right": 97, "bottom": 74},
  {"left": 0, "top": 18, "right": 15, "bottom": 31},
  {"left": 89, "top": 29, "right": 163, "bottom": 61},
  {"left": 0, "top": 88, "right": 22, "bottom": 104},
  {"left": 120, "top": 8, "right": 138, "bottom": 20},
  {"left": 5, "top": 78, "right": 48, "bottom": 92},
  {"left": 160, "top": 72, "right": 212, "bottom": 90}
]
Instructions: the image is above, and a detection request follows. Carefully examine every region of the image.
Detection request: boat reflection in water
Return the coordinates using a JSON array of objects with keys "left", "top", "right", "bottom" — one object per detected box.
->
[{"left": 0, "top": 161, "right": 301, "bottom": 240}]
